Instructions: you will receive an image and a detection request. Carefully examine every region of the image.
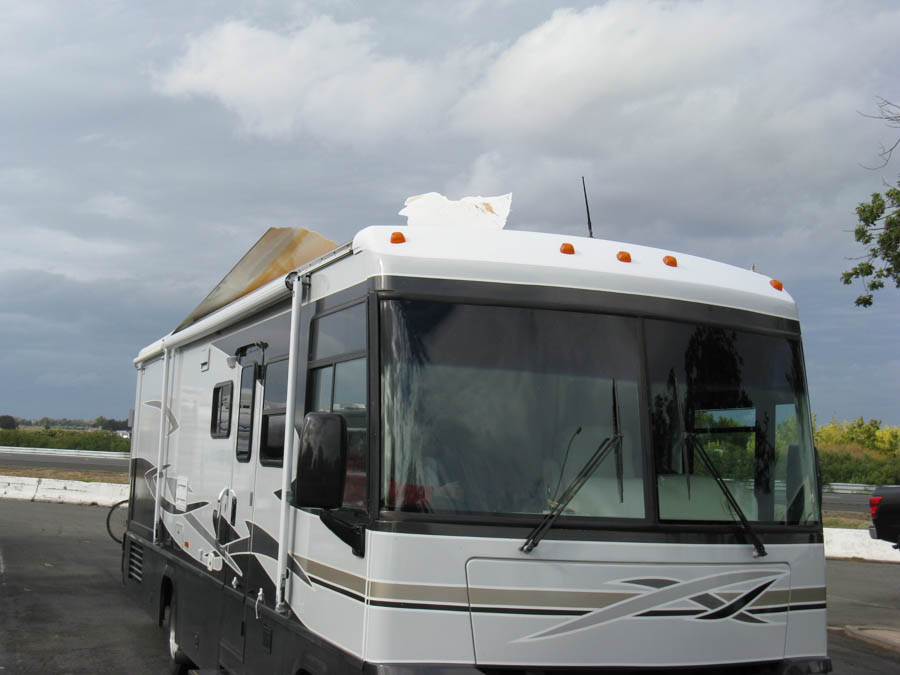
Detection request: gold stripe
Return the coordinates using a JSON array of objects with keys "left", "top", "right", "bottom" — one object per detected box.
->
[
  {"left": 369, "top": 581, "right": 469, "bottom": 605},
  {"left": 469, "top": 587, "right": 637, "bottom": 609},
  {"left": 751, "top": 587, "right": 826, "bottom": 608},
  {"left": 291, "top": 554, "right": 367, "bottom": 595},
  {"left": 790, "top": 586, "right": 827, "bottom": 604}
]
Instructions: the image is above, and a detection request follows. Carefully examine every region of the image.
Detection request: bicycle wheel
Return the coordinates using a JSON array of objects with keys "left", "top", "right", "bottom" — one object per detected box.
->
[{"left": 106, "top": 498, "right": 129, "bottom": 544}]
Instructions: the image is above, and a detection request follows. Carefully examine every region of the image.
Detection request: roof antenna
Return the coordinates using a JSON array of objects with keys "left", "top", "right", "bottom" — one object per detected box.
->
[{"left": 581, "top": 176, "right": 593, "bottom": 238}]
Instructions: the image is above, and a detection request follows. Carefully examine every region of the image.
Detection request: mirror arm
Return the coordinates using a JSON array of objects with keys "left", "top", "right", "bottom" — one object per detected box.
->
[{"left": 320, "top": 509, "right": 368, "bottom": 557}]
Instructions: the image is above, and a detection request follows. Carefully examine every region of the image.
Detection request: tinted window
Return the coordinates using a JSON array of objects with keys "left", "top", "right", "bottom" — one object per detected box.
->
[
  {"left": 306, "top": 301, "right": 369, "bottom": 508},
  {"left": 210, "top": 381, "right": 233, "bottom": 438},
  {"left": 645, "top": 320, "right": 819, "bottom": 524},
  {"left": 236, "top": 365, "right": 255, "bottom": 462},
  {"left": 381, "top": 300, "right": 645, "bottom": 518},
  {"left": 309, "top": 367, "right": 334, "bottom": 412},
  {"left": 310, "top": 303, "right": 366, "bottom": 361},
  {"left": 260, "top": 360, "right": 289, "bottom": 466}
]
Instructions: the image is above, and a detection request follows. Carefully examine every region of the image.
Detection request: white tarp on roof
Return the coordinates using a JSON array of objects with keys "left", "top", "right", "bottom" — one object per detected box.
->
[{"left": 399, "top": 192, "right": 511, "bottom": 229}]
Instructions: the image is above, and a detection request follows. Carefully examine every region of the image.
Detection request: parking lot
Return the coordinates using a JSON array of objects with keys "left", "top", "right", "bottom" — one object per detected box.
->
[{"left": 0, "top": 499, "right": 898, "bottom": 674}]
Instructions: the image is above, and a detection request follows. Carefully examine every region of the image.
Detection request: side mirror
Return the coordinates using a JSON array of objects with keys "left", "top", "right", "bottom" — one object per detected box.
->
[{"left": 295, "top": 413, "right": 347, "bottom": 510}]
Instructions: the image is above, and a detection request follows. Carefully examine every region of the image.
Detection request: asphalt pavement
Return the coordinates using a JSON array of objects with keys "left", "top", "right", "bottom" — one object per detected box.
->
[
  {"left": 0, "top": 500, "right": 169, "bottom": 674},
  {"left": 823, "top": 492, "right": 871, "bottom": 518},
  {"left": 0, "top": 447, "right": 129, "bottom": 473}
]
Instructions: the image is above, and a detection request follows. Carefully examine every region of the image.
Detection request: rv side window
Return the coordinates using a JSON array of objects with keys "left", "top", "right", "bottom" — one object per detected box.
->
[
  {"left": 310, "top": 303, "right": 366, "bottom": 360},
  {"left": 260, "top": 359, "right": 289, "bottom": 466},
  {"left": 308, "top": 302, "right": 367, "bottom": 509},
  {"left": 210, "top": 381, "right": 233, "bottom": 438},
  {"left": 236, "top": 365, "right": 255, "bottom": 462}
]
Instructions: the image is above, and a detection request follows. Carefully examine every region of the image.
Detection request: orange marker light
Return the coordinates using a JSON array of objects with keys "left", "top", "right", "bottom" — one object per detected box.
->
[
  {"left": 184, "top": 541, "right": 190, "bottom": 548},
  {"left": 390, "top": 231, "right": 406, "bottom": 244},
  {"left": 663, "top": 255, "right": 678, "bottom": 267},
  {"left": 617, "top": 251, "right": 632, "bottom": 263},
  {"left": 770, "top": 279, "right": 784, "bottom": 291},
  {"left": 560, "top": 242, "right": 575, "bottom": 255}
]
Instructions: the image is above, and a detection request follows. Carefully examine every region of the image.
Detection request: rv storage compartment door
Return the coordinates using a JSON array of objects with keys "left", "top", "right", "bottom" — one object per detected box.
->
[{"left": 466, "top": 558, "right": 789, "bottom": 668}]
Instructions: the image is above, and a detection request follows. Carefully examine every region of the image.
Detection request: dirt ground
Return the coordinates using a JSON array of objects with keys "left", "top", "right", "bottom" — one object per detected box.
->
[{"left": 0, "top": 465, "right": 129, "bottom": 484}]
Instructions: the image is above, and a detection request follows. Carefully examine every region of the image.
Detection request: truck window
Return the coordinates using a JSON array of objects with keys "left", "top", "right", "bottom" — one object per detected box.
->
[
  {"left": 260, "top": 359, "right": 289, "bottom": 466},
  {"left": 210, "top": 381, "right": 233, "bottom": 438},
  {"left": 308, "top": 302, "right": 367, "bottom": 509}
]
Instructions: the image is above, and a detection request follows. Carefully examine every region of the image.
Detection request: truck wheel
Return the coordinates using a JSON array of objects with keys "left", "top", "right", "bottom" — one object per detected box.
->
[{"left": 167, "top": 591, "right": 194, "bottom": 675}]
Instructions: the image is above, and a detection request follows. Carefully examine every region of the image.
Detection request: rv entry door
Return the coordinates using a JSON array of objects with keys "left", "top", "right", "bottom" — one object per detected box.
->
[{"left": 218, "top": 358, "right": 264, "bottom": 669}]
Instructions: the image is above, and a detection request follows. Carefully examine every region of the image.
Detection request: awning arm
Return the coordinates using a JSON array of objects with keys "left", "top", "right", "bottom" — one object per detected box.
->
[
  {"left": 275, "top": 272, "right": 304, "bottom": 614},
  {"left": 152, "top": 345, "right": 171, "bottom": 545}
]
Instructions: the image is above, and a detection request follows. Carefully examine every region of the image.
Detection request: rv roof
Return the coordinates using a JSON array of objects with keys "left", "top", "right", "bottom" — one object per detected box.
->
[
  {"left": 352, "top": 226, "right": 795, "bottom": 316},
  {"left": 135, "top": 225, "right": 797, "bottom": 364}
]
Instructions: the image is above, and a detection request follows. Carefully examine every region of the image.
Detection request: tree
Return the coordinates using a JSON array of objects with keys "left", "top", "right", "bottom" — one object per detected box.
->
[
  {"left": 0, "top": 415, "right": 18, "bottom": 430},
  {"left": 841, "top": 181, "right": 900, "bottom": 306},
  {"left": 863, "top": 97, "right": 900, "bottom": 169}
]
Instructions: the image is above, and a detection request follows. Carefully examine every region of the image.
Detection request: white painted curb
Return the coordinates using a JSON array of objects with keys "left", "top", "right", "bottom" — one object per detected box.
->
[
  {"left": 824, "top": 527, "right": 899, "bottom": 563},
  {"left": 0, "top": 474, "right": 127, "bottom": 507}
]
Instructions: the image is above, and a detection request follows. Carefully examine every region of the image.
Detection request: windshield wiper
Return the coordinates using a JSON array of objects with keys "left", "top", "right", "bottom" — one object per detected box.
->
[
  {"left": 685, "top": 432, "right": 767, "bottom": 558},
  {"left": 667, "top": 371, "right": 766, "bottom": 558},
  {"left": 521, "top": 380, "right": 624, "bottom": 553}
]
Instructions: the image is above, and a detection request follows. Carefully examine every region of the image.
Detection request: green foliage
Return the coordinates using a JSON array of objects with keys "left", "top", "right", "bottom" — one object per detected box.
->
[
  {"left": 814, "top": 417, "right": 900, "bottom": 454},
  {"left": 0, "top": 428, "right": 129, "bottom": 452},
  {"left": 815, "top": 417, "right": 900, "bottom": 484},
  {"left": 842, "top": 180, "right": 900, "bottom": 306},
  {"left": 0, "top": 415, "right": 17, "bottom": 430},
  {"left": 818, "top": 447, "right": 900, "bottom": 485}
]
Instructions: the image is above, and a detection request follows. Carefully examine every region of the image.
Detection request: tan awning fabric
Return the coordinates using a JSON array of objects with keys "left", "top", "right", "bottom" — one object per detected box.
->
[{"left": 175, "top": 227, "right": 338, "bottom": 332}]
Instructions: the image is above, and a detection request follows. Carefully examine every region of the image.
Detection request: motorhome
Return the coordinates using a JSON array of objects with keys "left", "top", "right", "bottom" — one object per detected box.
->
[{"left": 124, "top": 221, "right": 830, "bottom": 674}]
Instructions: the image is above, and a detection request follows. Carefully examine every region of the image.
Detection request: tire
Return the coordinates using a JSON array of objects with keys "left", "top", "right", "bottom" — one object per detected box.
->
[
  {"left": 167, "top": 590, "right": 194, "bottom": 675},
  {"left": 106, "top": 499, "right": 129, "bottom": 544}
]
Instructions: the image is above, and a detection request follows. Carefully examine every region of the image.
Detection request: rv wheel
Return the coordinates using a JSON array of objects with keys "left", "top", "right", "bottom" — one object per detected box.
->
[{"left": 167, "top": 591, "right": 194, "bottom": 674}]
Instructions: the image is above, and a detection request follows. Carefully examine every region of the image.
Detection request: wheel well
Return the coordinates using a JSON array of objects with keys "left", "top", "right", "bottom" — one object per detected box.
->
[{"left": 159, "top": 576, "right": 174, "bottom": 626}]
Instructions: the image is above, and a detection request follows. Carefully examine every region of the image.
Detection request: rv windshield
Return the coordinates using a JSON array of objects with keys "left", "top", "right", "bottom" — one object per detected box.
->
[{"left": 380, "top": 299, "right": 820, "bottom": 526}]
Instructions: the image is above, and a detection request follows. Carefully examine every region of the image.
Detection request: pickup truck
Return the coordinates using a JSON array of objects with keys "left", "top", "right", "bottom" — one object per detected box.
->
[{"left": 869, "top": 486, "right": 900, "bottom": 548}]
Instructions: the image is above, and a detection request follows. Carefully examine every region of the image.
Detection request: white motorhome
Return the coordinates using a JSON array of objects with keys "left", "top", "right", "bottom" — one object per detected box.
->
[{"left": 124, "top": 224, "right": 831, "bottom": 674}]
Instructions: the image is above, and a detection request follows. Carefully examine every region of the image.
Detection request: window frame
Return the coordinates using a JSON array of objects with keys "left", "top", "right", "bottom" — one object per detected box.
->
[
  {"left": 370, "top": 277, "right": 820, "bottom": 543},
  {"left": 305, "top": 299, "right": 369, "bottom": 510},
  {"left": 210, "top": 380, "right": 233, "bottom": 439},
  {"left": 259, "top": 359, "right": 289, "bottom": 468},
  {"left": 235, "top": 364, "right": 256, "bottom": 463}
]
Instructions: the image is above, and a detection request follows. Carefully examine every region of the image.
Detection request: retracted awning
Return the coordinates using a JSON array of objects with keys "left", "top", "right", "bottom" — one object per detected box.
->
[{"left": 174, "top": 227, "right": 337, "bottom": 332}]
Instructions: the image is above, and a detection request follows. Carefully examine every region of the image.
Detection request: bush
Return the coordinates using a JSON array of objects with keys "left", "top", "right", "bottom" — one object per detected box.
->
[
  {"left": 0, "top": 428, "right": 129, "bottom": 452},
  {"left": 818, "top": 444, "right": 900, "bottom": 485},
  {"left": 815, "top": 417, "right": 900, "bottom": 454}
]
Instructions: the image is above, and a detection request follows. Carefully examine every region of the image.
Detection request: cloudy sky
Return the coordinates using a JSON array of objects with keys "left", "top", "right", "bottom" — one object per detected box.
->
[{"left": 2, "top": 0, "right": 899, "bottom": 425}]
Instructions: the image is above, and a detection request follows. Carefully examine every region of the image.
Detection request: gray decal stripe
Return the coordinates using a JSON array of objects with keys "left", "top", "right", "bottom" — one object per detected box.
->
[
  {"left": 182, "top": 512, "right": 243, "bottom": 575},
  {"left": 370, "top": 581, "right": 469, "bottom": 605},
  {"left": 469, "top": 588, "right": 637, "bottom": 610},
  {"left": 697, "top": 579, "right": 775, "bottom": 620},
  {"left": 183, "top": 512, "right": 216, "bottom": 548},
  {"left": 624, "top": 578, "right": 678, "bottom": 589},
  {"left": 291, "top": 554, "right": 366, "bottom": 596},
  {"left": 524, "top": 569, "right": 787, "bottom": 641}
]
